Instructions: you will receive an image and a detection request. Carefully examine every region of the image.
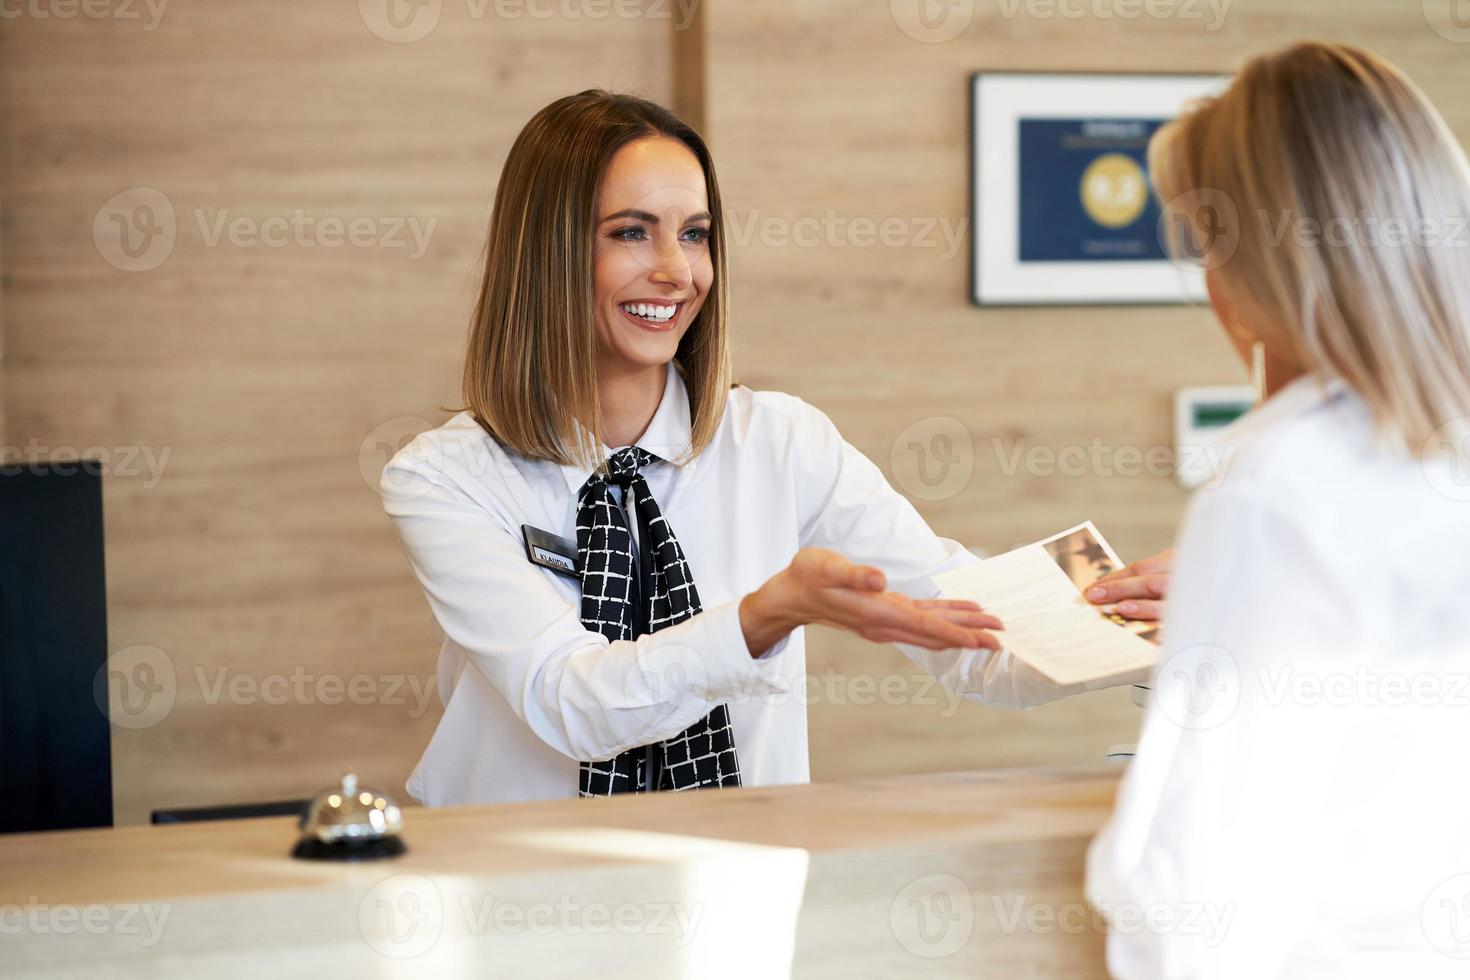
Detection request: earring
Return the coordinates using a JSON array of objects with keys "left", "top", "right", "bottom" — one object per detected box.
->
[{"left": 1250, "top": 340, "right": 1267, "bottom": 405}]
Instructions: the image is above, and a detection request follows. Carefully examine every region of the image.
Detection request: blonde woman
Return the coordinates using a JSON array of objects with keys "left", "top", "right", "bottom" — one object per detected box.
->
[
  {"left": 1087, "top": 43, "right": 1470, "bottom": 978},
  {"left": 380, "top": 91, "right": 1158, "bottom": 806}
]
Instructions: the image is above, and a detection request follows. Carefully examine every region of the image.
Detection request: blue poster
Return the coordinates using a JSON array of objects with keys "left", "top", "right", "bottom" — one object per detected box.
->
[{"left": 1017, "top": 118, "right": 1167, "bottom": 263}]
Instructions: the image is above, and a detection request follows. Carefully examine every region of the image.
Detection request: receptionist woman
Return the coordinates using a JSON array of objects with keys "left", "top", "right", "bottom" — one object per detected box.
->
[{"left": 381, "top": 91, "right": 1161, "bottom": 806}]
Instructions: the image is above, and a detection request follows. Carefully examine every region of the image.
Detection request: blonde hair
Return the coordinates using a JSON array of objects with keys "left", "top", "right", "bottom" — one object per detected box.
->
[
  {"left": 462, "top": 90, "right": 731, "bottom": 468},
  {"left": 1152, "top": 42, "right": 1470, "bottom": 449}
]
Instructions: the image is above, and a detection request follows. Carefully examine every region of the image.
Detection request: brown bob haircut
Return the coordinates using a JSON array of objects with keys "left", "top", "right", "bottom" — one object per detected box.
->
[{"left": 462, "top": 90, "right": 731, "bottom": 468}]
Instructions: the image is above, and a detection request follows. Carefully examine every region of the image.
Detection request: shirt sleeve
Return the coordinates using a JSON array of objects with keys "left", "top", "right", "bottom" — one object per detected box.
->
[
  {"left": 787, "top": 396, "right": 1135, "bottom": 708},
  {"left": 380, "top": 444, "right": 790, "bottom": 764},
  {"left": 1084, "top": 481, "right": 1356, "bottom": 979}
]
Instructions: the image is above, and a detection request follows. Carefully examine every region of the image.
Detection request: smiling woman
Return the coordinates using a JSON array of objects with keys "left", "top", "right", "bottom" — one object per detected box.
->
[
  {"left": 590, "top": 137, "right": 718, "bottom": 449},
  {"left": 380, "top": 90, "right": 1149, "bottom": 807},
  {"left": 462, "top": 92, "right": 730, "bottom": 468}
]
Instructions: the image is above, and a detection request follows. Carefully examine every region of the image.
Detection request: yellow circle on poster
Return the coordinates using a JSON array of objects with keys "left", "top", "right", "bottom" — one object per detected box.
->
[{"left": 1080, "top": 153, "right": 1148, "bottom": 229}]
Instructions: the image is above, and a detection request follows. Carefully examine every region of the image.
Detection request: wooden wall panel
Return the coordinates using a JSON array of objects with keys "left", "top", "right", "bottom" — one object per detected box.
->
[
  {"left": 703, "top": 0, "right": 1470, "bottom": 781},
  {"left": 0, "top": 1, "right": 672, "bottom": 824},
  {"left": 0, "top": 199, "right": 5, "bottom": 440}
]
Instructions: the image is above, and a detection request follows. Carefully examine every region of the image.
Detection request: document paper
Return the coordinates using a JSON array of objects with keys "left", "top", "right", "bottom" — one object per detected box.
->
[{"left": 933, "top": 522, "right": 1159, "bottom": 686}]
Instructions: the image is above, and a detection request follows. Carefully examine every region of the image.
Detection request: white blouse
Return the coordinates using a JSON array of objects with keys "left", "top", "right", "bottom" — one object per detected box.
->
[
  {"left": 1087, "top": 375, "right": 1470, "bottom": 978},
  {"left": 382, "top": 367, "right": 1129, "bottom": 806}
]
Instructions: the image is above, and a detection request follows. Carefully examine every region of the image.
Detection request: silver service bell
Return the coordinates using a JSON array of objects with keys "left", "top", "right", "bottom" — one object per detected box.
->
[{"left": 291, "top": 772, "right": 407, "bottom": 861}]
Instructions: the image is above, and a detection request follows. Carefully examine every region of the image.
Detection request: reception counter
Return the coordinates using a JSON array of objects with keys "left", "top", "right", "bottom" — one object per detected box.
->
[{"left": 0, "top": 767, "right": 1120, "bottom": 979}]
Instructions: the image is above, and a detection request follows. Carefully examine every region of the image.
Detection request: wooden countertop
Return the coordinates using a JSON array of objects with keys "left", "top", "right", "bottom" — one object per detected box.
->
[{"left": 0, "top": 767, "right": 1121, "bottom": 979}]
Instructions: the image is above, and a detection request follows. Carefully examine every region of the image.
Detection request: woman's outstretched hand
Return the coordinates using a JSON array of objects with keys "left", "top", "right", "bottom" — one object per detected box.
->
[{"left": 739, "top": 548, "right": 1004, "bottom": 657}]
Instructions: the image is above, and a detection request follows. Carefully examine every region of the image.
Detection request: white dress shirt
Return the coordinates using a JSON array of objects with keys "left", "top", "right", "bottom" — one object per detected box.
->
[
  {"left": 382, "top": 367, "right": 1122, "bottom": 806},
  {"left": 1087, "top": 374, "right": 1470, "bottom": 979}
]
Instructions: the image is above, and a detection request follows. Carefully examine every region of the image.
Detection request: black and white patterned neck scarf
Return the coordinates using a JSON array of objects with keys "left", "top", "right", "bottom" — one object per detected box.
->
[{"left": 575, "top": 446, "right": 742, "bottom": 796}]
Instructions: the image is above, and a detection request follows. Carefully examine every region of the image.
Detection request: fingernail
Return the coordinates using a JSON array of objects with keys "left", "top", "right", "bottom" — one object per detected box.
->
[
  {"left": 1118, "top": 601, "right": 1137, "bottom": 614},
  {"left": 1086, "top": 587, "right": 1106, "bottom": 601}
]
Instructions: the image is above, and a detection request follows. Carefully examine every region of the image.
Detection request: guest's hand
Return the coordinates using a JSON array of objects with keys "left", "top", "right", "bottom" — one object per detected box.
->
[{"left": 1085, "top": 549, "right": 1174, "bottom": 621}]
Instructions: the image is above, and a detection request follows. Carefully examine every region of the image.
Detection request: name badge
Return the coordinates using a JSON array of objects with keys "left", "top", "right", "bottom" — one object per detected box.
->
[{"left": 521, "top": 525, "right": 580, "bottom": 579}]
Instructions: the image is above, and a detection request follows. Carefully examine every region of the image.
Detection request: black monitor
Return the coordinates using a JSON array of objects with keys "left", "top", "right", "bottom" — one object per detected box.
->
[{"left": 0, "top": 459, "right": 113, "bottom": 832}]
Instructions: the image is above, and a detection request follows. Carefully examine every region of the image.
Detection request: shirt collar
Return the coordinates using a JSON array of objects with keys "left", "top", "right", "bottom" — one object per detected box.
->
[
  {"left": 1214, "top": 372, "right": 1350, "bottom": 455},
  {"left": 557, "top": 365, "right": 694, "bottom": 494}
]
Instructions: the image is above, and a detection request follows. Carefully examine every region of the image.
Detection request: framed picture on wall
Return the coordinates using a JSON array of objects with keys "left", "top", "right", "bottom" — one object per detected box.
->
[{"left": 971, "top": 71, "right": 1231, "bottom": 307}]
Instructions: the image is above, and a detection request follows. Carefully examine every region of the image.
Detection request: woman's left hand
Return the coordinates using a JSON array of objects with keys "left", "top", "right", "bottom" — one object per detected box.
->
[{"left": 1084, "top": 549, "right": 1174, "bottom": 621}]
